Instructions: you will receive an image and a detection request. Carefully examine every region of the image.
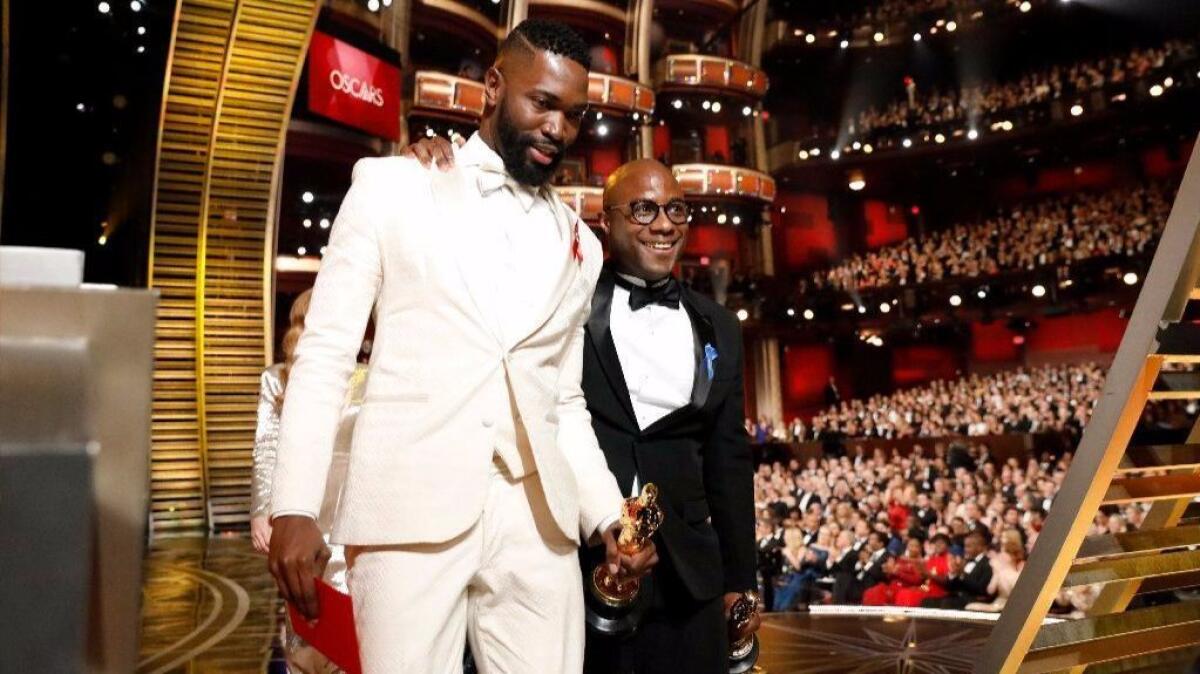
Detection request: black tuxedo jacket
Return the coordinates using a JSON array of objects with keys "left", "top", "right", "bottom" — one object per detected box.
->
[
  {"left": 580, "top": 267, "right": 756, "bottom": 602},
  {"left": 947, "top": 555, "right": 994, "bottom": 601}
]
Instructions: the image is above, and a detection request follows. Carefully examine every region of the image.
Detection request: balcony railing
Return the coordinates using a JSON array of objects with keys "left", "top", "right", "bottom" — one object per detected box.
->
[
  {"left": 657, "top": 55, "right": 769, "bottom": 98},
  {"left": 413, "top": 71, "right": 656, "bottom": 122},
  {"left": 412, "top": 71, "right": 486, "bottom": 120},
  {"left": 589, "top": 73, "right": 655, "bottom": 118},
  {"left": 672, "top": 164, "right": 776, "bottom": 203},
  {"left": 555, "top": 185, "right": 605, "bottom": 222}
]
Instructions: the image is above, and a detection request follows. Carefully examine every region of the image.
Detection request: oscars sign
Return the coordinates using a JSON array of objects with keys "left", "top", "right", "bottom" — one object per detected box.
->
[{"left": 307, "top": 31, "right": 401, "bottom": 141}]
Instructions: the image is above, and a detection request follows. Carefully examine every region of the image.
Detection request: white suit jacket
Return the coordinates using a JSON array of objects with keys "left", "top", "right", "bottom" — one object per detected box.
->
[{"left": 270, "top": 143, "right": 621, "bottom": 546}]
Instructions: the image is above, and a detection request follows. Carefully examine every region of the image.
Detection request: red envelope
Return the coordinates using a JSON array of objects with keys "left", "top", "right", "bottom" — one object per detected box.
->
[{"left": 287, "top": 579, "right": 363, "bottom": 674}]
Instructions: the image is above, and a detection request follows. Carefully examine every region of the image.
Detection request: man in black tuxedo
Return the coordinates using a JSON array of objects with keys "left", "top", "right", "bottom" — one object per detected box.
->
[
  {"left": 578, "top": 159, "right": 759, "bottom": 674},
  {"left": 922, "top": 530, "right": 993, "bottom": 610},
  {"left": 833, "top": 530, "right": 890, "bottom": 603}
]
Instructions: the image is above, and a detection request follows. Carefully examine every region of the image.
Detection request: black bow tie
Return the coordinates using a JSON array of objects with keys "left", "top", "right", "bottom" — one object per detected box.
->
[{"left": 615, "top": 274, "right": 681, "bottom": 311}]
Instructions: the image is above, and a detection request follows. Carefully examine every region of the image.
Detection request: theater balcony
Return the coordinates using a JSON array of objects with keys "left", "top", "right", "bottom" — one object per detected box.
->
[
  {"left": 672, "top": 164, "right": 776, "bottom": 204},
  {"left": 411, "top": 70, "right": 487, "bottom": 123},
  {"left": 589, "top": 73, "right": 656, "bottom": 121},
  {"left": 527, "top": 0, "right": 628, "bottom": 32},
  {"left": 655, "top": 0, "right": 741, "bottom": 22},
  {"left": 410, "top": 0, "right": 502, "bottom": 50},
  {"left": 554, "top": 186, "right": 604, "bottom": 224},
  {"left": 656, "top": 54, "right": 769, "bottom": 101}
]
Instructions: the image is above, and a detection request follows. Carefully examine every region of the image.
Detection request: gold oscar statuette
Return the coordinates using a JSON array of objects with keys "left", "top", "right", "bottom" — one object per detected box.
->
[
  {"left": 728, "top": 590, "right": 763, "bottom": 673},
  {"left": 590, "top": 483, "right": 664, "bottom": 607}
]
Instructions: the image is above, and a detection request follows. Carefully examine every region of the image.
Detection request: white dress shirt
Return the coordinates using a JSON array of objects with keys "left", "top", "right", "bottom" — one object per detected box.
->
[{"left": 610, "top": 273, "right": 696, "bottom": 431}]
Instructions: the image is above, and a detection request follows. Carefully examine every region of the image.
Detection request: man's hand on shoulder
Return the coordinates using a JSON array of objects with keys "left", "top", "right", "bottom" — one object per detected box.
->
[{"left": 398, "top": 133, "right": 465, "bottom": 171}]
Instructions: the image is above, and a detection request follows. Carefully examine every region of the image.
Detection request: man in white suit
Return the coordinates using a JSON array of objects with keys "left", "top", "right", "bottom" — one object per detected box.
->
[{"left": 268, "top": 20, "right": 656, "bottom": 674}]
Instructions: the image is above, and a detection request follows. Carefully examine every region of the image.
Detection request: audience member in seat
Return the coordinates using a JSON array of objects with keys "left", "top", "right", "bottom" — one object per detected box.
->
[{"left": 922, "top": 530, "right": 994, "bottom": 610}]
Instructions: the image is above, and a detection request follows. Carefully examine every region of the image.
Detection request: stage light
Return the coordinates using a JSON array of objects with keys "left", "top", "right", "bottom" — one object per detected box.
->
[
  {"left": 949, "top": 294, "right": 962, "bottom": 307},
  {"left": 732, "top": 215, "right": 742, "bottom": 225},
  {"left": 810, "top": 147, "right": 821, "bottom": 156},
  {"left": 1019, "top": 1, "right": 1031, "bottom": 12},
  {"left": 1032, "top": 284, "right": 1046, "bottom": 298},
  {"left": 787, "top": 308, "right": 796, "bottom": 317},
  {"left": 367, "top": 0, "right": 380, "bottom": 10},
  {"left": 701, "top": 206, "right": 708, "bottom": 213},
  {"left": 1123, "top": 272, "right": 1139, "bottom": 285},
  {"left": 794, "top": 28, "right": 803, "bottom": 36},
  {"left": 137, "top": 26, "right": 146, "bottom": 35},
  {"left": 130, "top": 0, "right": 142, "bottom": 11},
  {"left": 967, "top": 129, "right": 979, "bottom": 140},
  {"left": 736, "top": 309, "right": 749, "bottom": 321},
  {"left": 946, "top": 21, "right": 957, "bottom": 31},
  {"left": 977, "top": 288, "right": 987, "bottom": 299},
  {"left": 595, "top": 111, "right": 604, "bottom": 120},
  {"left": 1164, "top": 76, "right": 1175, "bottom": 88},
  {"left": 672, "top": 99, "right": 683, "bottom": 109},
  {"left": 1150, "top": 84, "right": 1164, "bottom": 97},
  {"left": 743, "top": 106, "right": 752, "bottom": 116},
  {"left": 711, "top": 102, "right": 722, "bottom": 113},
  {"left": 852, "top": 141, "right": 861, "bottom": 150},
  {"left": 76, "top": 103, "right": 86, "bottom": 112},
  {"left": 702, "top": 100, "right": 711, "bottom": 110},
  {"left": 873, "top": 32, "right": 885, "bottom": 43},
  {"left": 632, "top": 112, "right": 640, "bottom": 121},
  {"left": 98, "top": 1, "right": 111, "bottom": 13},
  {"left": 803, "top": 309, "right": 815, "bottom": 320},
  {"left": 302, "top": 191, "right": 314, "bottom": 204},
  {"left": 863, "top": 144, "right": 873, "bottom": 154},
  {"left": 934, "top": 133, "right": 946, "bottom": 144},
  {"left": 797, "top": 150, "right": 809, "bottom": 160},
  {"left": 902, "top": 138, "right": 913, "bottom": 148},
  {"left": 805, "top": 34, "right": 816, "bottom": 44},
  {"left": 780, "top": 206, "right": 787, "bottom": 214},
  {"left": 1070, "top": 104, "right": 1083, "bottom": 116},
  {"left": 841, "top": 303, "right": 855, "bottom": 312},
  {"left": 137, "top": 46, "right": 146, "bottom": 54},
  {"left": 880, "top": 302, "right": 891, "bottom": 314},
  {"left": 98, "top": 235, "right": 108, "bottom": 246},
  {"left": 840, "top": 40, "right": 850, "bottom": 49},
  {"left": 319, "top": 218, "right": 331, "bottom": 229},
  {"left": 848, "top": 169, "right": 866, "bottom": 191},
  {"left": 383, "top": 0, "right": 393, "bottom": 5},
  {"left": 717, "top": 213, "right": 728, "bottom": 224},
  {"left": 858, "top": 306, "right": 867, "bottom": 314},
  {"left": 298, "top": 246, "right": 307, "bottom": 256},
  {"left": 302, "top": 218, "right": 312, "bottom": 228},
  {"left": 830, "top": 149, "right": 841, "bottom": 160},
  {"left": 596, "top": 123, "right": 609, "bottom": 137},
  {"left": 425, "top": 127, "right": 435, "bottom": 137},
  {"left": 913, "top": 33, "right": 922, "bottom": 42}
]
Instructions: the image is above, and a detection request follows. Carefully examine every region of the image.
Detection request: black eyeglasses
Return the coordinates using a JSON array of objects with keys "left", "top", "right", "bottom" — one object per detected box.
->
[{"left": 605, "top": 199, "right": 691, "bottom": 225}]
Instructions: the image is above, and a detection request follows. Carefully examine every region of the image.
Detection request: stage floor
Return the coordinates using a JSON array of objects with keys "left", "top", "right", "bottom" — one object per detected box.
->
[{"left": 138, "top": 536, "right": 1004, "bottom": 674}]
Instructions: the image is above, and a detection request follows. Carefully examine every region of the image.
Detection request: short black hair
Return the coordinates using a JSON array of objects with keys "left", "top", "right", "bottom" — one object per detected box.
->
[{"left": 500, "top": 19, "right": 591, "bottom": 70}]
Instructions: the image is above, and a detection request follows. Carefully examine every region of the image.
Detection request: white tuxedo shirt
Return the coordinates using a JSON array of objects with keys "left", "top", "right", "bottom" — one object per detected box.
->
[{"left": 271, "top": 133, "right": 622, "bottom": 545}]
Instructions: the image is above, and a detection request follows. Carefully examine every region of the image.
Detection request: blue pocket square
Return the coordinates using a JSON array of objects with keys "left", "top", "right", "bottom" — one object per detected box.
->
[{"left": 703, "top": 343, "right": 718, "bottom": 380}]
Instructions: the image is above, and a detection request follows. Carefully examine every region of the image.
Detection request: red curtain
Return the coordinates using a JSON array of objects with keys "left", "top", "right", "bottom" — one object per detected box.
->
[{"left": 863, "top": 200, "right": 909, "bottom": 249}]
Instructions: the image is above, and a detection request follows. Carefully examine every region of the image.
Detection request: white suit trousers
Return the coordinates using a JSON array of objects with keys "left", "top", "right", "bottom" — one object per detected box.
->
[{"left": 345, "top": 460, "right": 585, "bottom": 674}]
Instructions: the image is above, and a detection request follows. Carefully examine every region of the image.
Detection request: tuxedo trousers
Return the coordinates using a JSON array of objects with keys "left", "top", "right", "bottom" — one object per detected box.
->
[{"left": 345, "top": 458, "right": 585, "bottom": 674}]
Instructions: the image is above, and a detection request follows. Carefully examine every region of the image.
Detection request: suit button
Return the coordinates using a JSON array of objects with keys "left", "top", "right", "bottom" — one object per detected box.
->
[{"left": 482, "top": 418, "right": 494, "bottom": 428}]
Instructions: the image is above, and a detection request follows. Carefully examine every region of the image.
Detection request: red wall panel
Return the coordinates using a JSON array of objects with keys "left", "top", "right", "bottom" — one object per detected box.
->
[
  {"left": 1027, "top": 308, "right": 1127, "bottom": 355},
  {"left": 971, "top": 321, "right": 1021, "bottom": 363},
  {"left": 588, "top": 145, "right": 622, "bottom": 181},
  {"left": 782, "top": 343, "right": 835, "bottom": 419},
  {"left": 892, "top": 345, "right": 959, "bottom": 387},
  {"left": 864, "top": 200, "right": 909, "bottom": 249},
  {"left": 773, "top": 193, "right": 837, "bottom": 270},
  {"left": 704, "top": 125, "right": 730, "bottom": 162},
  {"left": 684, "top": 226, "right": 740, "bottom": 264}
]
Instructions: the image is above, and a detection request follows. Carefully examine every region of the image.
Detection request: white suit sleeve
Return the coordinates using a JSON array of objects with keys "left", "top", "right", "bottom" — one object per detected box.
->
[{"left": 270, "top": 158, "right": 386, "bottom": 518}]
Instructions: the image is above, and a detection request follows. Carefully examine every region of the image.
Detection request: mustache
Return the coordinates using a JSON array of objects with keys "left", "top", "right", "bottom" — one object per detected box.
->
[{"left": 520, "top": 135, "right": 565, "bottom": 155}]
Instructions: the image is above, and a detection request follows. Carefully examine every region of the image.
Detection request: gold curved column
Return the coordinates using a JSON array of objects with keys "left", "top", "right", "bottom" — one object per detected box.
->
[
  {"left": 147, "top": 0, "right": 319, "bottom": 531},
  {"left": 626, "top": 0, "right": 655, "bottom": 159},
  {"left": 505, "top": 0, "right": 529, "bottom": 32}
]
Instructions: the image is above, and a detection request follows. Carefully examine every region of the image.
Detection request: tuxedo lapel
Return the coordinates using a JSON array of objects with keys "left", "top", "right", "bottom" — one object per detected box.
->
[
  {"left": 587, "top": 268, "right": 638, "bottom": 427},
  {"left": 511, "top": 194, "right": 580, "bottom": 348},
  {"left": 428, "top": 167, "right": 505, "bottom": 347}
]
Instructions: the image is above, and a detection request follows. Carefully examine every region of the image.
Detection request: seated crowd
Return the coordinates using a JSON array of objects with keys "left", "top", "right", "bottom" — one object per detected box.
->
[
  {"left": 846, "top": 40, "right": 1192, "bottom": 144},
  {"left": 807, "top": 181, "right": 1172, "bottom": 294},
  {"left": 809, "top": 362, "right": 1104, "bottom": 441},
  {"left": 754, "top": 443, "right": 1143, "bottom": 616}
]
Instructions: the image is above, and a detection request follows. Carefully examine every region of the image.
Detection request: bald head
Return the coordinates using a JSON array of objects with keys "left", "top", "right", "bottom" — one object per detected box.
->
[
  {"left": 603, "top": 159, "right": 679, "bottom": 207},
  {"left": 602, "top": 159, "right": 689, "bottom": 282}
]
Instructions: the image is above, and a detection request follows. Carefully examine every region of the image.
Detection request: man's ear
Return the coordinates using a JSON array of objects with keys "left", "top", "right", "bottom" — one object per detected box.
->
[
  {"left": 597, "top": 211, "right": 611, "bottom": 235},
  {"left": 484, "top": 66, "right": 503, "bottom": 108}
]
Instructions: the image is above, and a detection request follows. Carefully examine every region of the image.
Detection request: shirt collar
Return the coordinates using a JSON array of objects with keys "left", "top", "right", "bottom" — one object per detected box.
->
[{"left": 457, "top": 132, "right": 547, "bottom": 212}]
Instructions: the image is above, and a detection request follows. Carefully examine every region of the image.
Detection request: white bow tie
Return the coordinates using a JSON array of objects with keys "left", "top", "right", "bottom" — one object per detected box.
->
[{"left": 476, "top": 165, "right": 543, "bottom": 212}]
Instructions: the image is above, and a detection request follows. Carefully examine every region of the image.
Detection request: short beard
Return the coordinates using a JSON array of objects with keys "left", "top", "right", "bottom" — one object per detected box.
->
[{"left": 495, "top": 99, "right": 563, "bottom": 187}]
